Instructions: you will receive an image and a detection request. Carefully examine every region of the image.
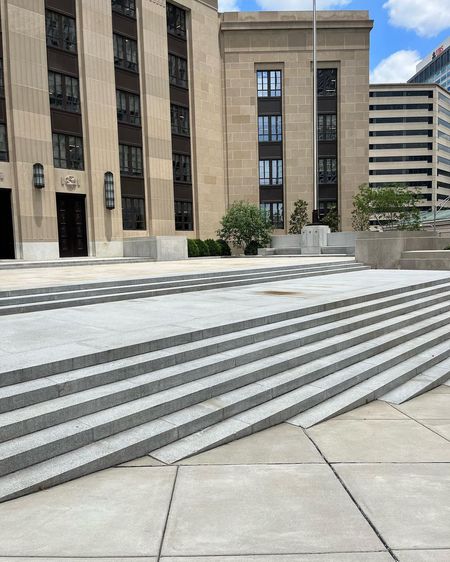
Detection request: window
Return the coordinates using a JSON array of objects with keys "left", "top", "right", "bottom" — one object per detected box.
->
[
  {"left": 113, "top": 33, "right": 138, "bottom": 72},
  {"left": 0, "top": 124, "right": 8, "bottom": 161},
  {"left": 169, "top": 54, "right": 188, "bottom": 88},
  {"left": 370, "top": 142, "right": 433, "bottom": 150},
  {"left": 167, "top": 3, "right": 186, "bottom": 39},
  {"left": 122, "top": 196, "right": 145, "bottom": 230},
  {"left": 319, "top": 200, "right": 337, "bottom": 217},
  {"left": 257, "top": 70, "right": 282, "bottom": 97},
  {"left": 369, "top": 169, "right": 432, "bottom": 176},
  {"left": 318, "top": 114, "right": 336, "bottom": 141},
  {"left": 259, "top": 159, "right": 283, "bottom": 186},
  {"left": 46, "top": 11, "right": 77, "bottom": 53},
  {"left": 317, "top": 69, "right": 337, "bottom": 97},
  {"left": 369, "top": 130, "right": 433, "bottom": 137},
  {"left": 260, "top": 202, "right": 284, "bottom": 229},
  {"left": 48, "top": 72, "right": 80, "bottom": 113},
  {"left": 116, "top": 90, "right": 140, "bottom": 125},
  {"left": 370, "top": 104, "right": 433, "bottom": 111},
  {"left": 318, "top": 158, "right": 337, "bottom": 184},
  {"left": 175, "top": 200, "right": 193, "bottom": 230},
  {"left": 370, "top": 90, "right": 433, "bottom": 98},
  {"left": 112, "top": 0, "right": 136, "bottom": 18},
  {"left": 171, "top": 104, "right": 189, "bottom": 136},
  {"left": 370, "top": 117, "right": 433, "bottom": 124},
  {"left": 173, "top": 153, "right": 191, "bottom": 183},
  {"left": 370, "top": 155, "right": 432, "bottom": 163},
  {"left": 52, "top": 133, "right": 83, "bottom": 170},
  {"left": 119, "top": 144, "right": 143, "bottom": 176},
  {"left": 258, "top": 116, "right": 282, "bottom": 142}
]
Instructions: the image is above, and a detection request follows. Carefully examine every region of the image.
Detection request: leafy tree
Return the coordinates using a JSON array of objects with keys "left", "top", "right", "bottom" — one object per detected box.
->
[
  {"left": 288, "top": 199, "right": 309, "bottom": 234},
  {"left": 217, "top": 201, "right": 273, "bottom": 252},
  {"left": 321, "top": 205, "right": 340, "bottom": 232},
  {"left": 351, "top": 183, "right": 422, "bottom": 231}
]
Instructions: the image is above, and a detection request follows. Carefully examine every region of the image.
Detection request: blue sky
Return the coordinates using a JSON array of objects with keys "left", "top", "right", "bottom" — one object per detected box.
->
[{"left": 220, "top": 0, "right": 450, "bottom": 83}]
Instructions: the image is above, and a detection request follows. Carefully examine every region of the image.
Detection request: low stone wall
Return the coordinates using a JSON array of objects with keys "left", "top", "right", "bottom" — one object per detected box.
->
[
  {"left": 355, "top": 231, "right": 450, "bottom": 269},
  {"left": 123, "top": 236, "right": 187, "bottom": 261}
]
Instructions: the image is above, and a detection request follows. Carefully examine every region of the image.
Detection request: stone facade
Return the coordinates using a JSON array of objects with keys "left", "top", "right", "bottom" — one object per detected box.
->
[{"left": 0, "top": 1, "right": 372, "bottom": 260}]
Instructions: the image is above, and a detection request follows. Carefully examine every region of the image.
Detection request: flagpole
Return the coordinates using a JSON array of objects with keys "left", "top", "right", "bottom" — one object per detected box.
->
[{"left": 312, "top": 0, "right": 319, "bottom": 223}]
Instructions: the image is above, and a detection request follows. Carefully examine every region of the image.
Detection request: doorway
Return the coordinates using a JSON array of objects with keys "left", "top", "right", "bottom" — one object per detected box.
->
[
  {"left": 56, "top": 193, "right": 88, "bottom": 258},
  {"left": 0, "top": 189, "right": 15, "bottom": 259}
]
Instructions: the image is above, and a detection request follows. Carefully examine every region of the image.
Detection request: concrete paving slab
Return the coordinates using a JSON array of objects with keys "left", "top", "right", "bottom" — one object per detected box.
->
[
  {"left": 336, "top": 463, "right": 450, "bottom": 550},
  {"left": 335, "top": 400, "right": 408, "bottom": 420},
  {"left": 178, "top": 423, "right": 324, "bottom": 465},
  {"left": 394, "top": 390, "right": 450, "bottom": 419},
  {"left": 307, "top": 419, "right": 450, "bottom": 463},
  {"left": 0, "top": 559, "right": 156, "bottom": 562},
  {"left": 161, "top": 464, "right": 383, "bottom": 556},
  {"left": 161, "top": 554, "right": 392, "bottom": 562},
  {"left": 394, "top": 550, "right": 450, "bottom": 561},
  {"left": 0, "top": 467, "right": 176, "bottom": 557},
  {"left": 417, "top": 419, "right": 450, "bottom": 441}
]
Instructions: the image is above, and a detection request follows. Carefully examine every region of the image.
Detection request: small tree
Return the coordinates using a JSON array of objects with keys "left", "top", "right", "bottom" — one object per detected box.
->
[
  {"left": 351, "top": 183, "right": 422, "bottom": 232},
  {"left": 217, "top": 201, "right": 273, "bottom": 252},
  {"left": 321, "top": 205, "right": 340, "bottom": 232},
  {"left": 288, "top": 199, "right": 309, "bottom": 234}
]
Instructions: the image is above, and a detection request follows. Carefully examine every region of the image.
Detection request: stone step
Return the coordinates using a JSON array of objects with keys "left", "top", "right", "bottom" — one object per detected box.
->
[
  {"left": 4, "top": 275, "right": 449, "bottom": 388},
  {"left": 0, "top": 257, "right": 155, "bottom": 270},
  {"left": 2, "top": 276, "right": 450, "bottom": 388},
  {"left": 379, "top": 358, "right": 450, "bottom": 404},
  {"left": 1, "top": 319, "right": 450, "bottom": 500},
  {"left": 3, "top": 282, "right": 450, "bottom": 419},
  {"left": 2, "top": 292, "right": 450, "bottom": 444},
  {"left": 321, "top": 246, "right": 354, "bottom": 256},
  {"left": 289, "top": 342, "right": 450, "bottom": 428},
  {"left": 0, "top": 261, "right": 356, "bottom": 299},
  {"left": 150, "top": 325, "right": 450, "bottom": 463},
  {"left": 0, "top": 263, "right": 367, "bottom": 315}
]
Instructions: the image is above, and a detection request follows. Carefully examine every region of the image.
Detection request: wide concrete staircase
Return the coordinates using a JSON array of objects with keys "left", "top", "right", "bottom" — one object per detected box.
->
[
  {"left": 1, "top": 276, "right": 450, "bottom": 501},
  {"left": 0, "top": 260, "right": 364, "bottom": 315}
]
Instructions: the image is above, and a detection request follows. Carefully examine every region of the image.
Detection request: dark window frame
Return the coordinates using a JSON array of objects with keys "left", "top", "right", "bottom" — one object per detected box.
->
[
  {"left": 257, "top": 70, "right": 282, "bottom": 98},
  {"left": 0, "top": 123, "right": 8, "bottom": 161},
  {"left": 260, "top": 202, "right": 284, "bottom": 229},
  {"left": 168, "top": 54, "right": 188, "bottom": 89},
  {"left": 318, "top": 157, "right": 337, "bottom": 184},
  {"left": 113, "top": 33, "right": 138, "bottom": 73},
  {"left": 48, "top": 71, "right": 80, "bottom": 113},
  {"left": 116, "top": 89, "right": 141, "bottom": 125},
  {"left": 318, "top": 69, "right": 337, "bottom": 97},
  {"left": 318, "top": 114, "right": 337, "bottom": 141},
  {"left": 122, "top": 196, "right": 146, "bottom": 230},
  {"left": 52, "top": 133, "right": 84, "bottom": 170},
  {"left": 112, "top": 0, "right": 136, "bottom": 18},
  {"left": 259, "top": 159, "right": 283, "bottom": 186},
  {"left": 173, "top": 153, "right": 191, "bottom": 183},
  {"left": 167, "top": 3, "right": 187, "bottom": 39},
  {"left": 119, "top": 143, "right": 143, "bottom": 176},
  {"left": 175, "top": 200, "right": 193, "bottom": 231},
  {"left": 171, "top": 103, "right": 190, "bottom": 136},
  {"left": 45, "top": 10, "right": 77, "bottom": 54},
  {"left": 258, "top": 115, "right": 282, "bottom": 142}
]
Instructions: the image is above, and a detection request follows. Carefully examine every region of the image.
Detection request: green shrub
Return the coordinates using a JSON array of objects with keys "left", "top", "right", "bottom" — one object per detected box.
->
[
  {"left": 444, "top": 246, "right": 450, "bottom": 250},
  {"left": 195, "top": 239, "right": 210, "bottom": 257},
  {"left": 244, "top": 240, "right": 260, "bottom": 255},
  {"left": 187, "top": 239, "right": 199, "bottom": 257},
  {"left": 204, "top": 239, "right": 220, "bottom": 256},
  {"left": 216, "top": 239, "right": 232, "bottom": 256}
]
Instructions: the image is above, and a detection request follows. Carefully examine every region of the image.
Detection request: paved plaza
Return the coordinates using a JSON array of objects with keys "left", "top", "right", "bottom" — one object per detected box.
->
[{"left": 0, "top": 386, "right": 448, "bottom": 560}]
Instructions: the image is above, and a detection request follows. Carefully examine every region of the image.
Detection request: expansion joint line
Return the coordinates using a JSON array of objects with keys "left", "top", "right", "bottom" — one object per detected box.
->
[
  {"left": 302, "top": 428, "right": 399, "bottom": 562},
  {"left": 157, "top": 464, "right": 179, "bottom": 561}
]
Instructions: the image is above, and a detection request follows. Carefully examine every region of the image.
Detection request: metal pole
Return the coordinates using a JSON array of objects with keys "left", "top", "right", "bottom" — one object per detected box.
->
[{"left": 312, "top": 0, "right": 319, "bottom": 223}]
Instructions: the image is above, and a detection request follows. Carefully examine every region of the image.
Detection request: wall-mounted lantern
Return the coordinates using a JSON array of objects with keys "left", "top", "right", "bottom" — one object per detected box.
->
[
  {"left": 33, "top": 163, "right": 45, "bottom": 189},
  {"left": 104, "top": 171, "right": 115, "bottom": 209}
]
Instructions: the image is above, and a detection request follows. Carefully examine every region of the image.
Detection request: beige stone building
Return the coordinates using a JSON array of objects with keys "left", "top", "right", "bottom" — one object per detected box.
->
[
  {"left": 369, "top": 83, "right": 450, "bottom": 212},
  {"left": 0, "top": 0, "right": 372, "bottom": 260}
]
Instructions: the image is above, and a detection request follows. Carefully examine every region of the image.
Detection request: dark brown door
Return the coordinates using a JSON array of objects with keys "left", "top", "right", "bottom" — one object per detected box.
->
[
  {"left": 56, "top": 194, "right": 88, "bottom": 258},
  {"left": 0, "top": 189, "right": 15, "bottom": 259}
]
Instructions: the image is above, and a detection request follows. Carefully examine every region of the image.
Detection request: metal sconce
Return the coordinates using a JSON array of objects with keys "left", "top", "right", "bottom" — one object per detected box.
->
[
  {"left": 104, "top": 171, "right": 115, "bottom": 210},
  {"left": 33, "top": 163, "right": 45, "bottom": 189}
]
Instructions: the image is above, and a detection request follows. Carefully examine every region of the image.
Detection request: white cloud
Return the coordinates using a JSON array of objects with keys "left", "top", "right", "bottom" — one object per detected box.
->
[
  {"left": 219, "top": 0, "right": 240, "bottom": 11},
  {"left": 255, "top": 0, "right": 350, "bottom": 11},
  {"left": 384, "top": 0, "right": 450, "bottom": 38},
  {"left": 370, "top": 49, "right": 421, "bottom": 83}
]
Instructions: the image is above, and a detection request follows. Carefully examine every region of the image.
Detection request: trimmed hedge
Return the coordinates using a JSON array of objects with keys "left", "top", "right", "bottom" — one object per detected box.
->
[
  {"left": 244, "top": 240, "right": 260, "bottom": 255},
  {"left": 195, "top": 239, "right": 210, "bottom": 257},
  {"left": 216, "top": 239, "right": 231, "bottom": 256},
  {"left": 187, "top": 239, "right": 199, "bottom": 257},
  {"left": 204, "top": 239, "right": 221, "bottom": 256}
]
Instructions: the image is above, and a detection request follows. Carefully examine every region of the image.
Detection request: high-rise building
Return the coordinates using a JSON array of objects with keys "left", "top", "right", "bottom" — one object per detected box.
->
[
  {"left": 409, "top": 37, "right": 450, "bottom": 91},
  {"left": 369, "top": 83, "right": 450, "bottom": 211},
  {"left": 0, "top": 1, "right": 372, "bottom": 261}
]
